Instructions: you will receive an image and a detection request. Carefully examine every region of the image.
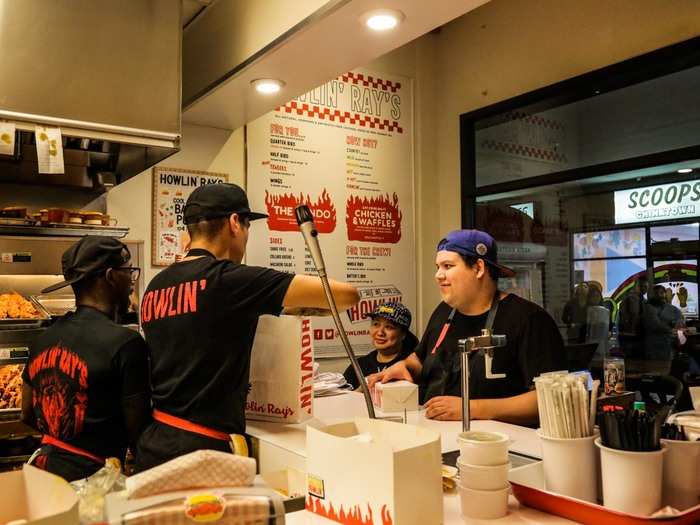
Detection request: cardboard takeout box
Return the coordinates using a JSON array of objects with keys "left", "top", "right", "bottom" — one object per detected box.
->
[
  {"left": 306, "top": 418, "right": 443, "bottom": 525},
  {"left": 0, "top": 465, "right": 78, "bottom": 525},
  {"left": 371, "top": 380, "right": 419, "bottom": 413}
]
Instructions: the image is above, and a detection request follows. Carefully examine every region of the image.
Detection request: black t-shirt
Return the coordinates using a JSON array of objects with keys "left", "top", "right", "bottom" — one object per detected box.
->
[
  {"left": 415, "top": 295, "right": 566, "bottom": 404},
  {"left": 343, "top": 349, "right": 412, "bottom": 390},
  {"left": 140, "top": 255, "right": 294, "bottom": 434},
  {"left": 22, "top": 306, "right": 149, "bottom": 460}
]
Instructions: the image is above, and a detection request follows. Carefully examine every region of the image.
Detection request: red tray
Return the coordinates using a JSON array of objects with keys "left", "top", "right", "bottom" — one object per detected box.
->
[{"left": 509, "top": 462, "right": 700, "bottom": 525}]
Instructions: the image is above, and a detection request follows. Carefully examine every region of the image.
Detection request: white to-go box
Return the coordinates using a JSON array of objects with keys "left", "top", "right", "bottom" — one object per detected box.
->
[
  {"left": 306, "top": 418, "right": 443, "bottom": 525},
  {"left": 372, "top": 380, "right": 419, "bottom": 412}
]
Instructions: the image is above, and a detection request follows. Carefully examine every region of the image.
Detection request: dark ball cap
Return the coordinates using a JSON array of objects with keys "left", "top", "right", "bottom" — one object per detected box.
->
[
  {"left": 41, "top": 236, "right": 131, "bottom": 294},
  {"left": 369, "top": 302, "right": 412, "bottom": 330},
  {"left": 183, "top": 183, "right": 268, "bottom": 225}
]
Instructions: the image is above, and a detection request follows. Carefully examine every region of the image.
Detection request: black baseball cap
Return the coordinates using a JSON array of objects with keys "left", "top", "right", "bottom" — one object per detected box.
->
[
  {"left": 183, "top": 183, "right": 268, "bottom": 225},
  {"left": 437, "top": 229, "right": 515, "bottom": 278},
  {"left": 369, "top": 302, "right": 412, "bottom": 330},
  {"left": 41, "top": 236, "right": 131, "bottom": 294}
]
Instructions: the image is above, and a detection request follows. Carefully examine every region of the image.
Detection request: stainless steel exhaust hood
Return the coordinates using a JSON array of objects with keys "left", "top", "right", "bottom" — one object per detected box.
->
[{"left": 0, "top": 0, "right": 182, "bottom": 190}]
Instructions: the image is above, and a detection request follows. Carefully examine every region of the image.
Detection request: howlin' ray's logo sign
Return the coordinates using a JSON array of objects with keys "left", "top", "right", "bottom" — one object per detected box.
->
[
  {"left": 346, "top": 193, "right": 402, "bottom": 244},
  {"left": 265, "top": 189, "right": 337, "bottom": 232}
]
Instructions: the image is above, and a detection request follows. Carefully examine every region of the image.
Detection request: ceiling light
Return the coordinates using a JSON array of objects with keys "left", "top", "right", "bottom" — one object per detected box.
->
[
  {"left": 251, "top": 79, "right": 285, "bottom": 94},
  {"left": 362, "top": 9, "right": 404, "bottom": 31},
  {"left": 677, "top": 168, "right": 693, "bottom": 173}
]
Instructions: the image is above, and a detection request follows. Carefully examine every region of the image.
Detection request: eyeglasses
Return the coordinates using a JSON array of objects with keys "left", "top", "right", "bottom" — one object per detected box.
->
[{"left": 114, "top": 266, "right": 141, "bottom": 283}]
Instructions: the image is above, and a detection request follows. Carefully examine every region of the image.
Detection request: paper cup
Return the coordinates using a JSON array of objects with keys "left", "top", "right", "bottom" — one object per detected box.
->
[
  {"left": 596, "top": 438, "right": 666, "bottom": 515},
  {"left": 661, "top": 438, "right": 700, "bottom": 510},
  {"left": 457, "top": 459, "right": 510, "bottom": 490},
  {"left": 457, "top": 431, "right": 510, "bottom": 466},
  {"left": 538, "top": 430, "right": 599, "bottom": 503},
  {"left": 458, "top": 483, "right": 509, "bottom": 519}
]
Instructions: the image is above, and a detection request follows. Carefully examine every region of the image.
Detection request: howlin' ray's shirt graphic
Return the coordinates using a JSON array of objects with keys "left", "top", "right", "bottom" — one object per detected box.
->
[
  {"left": 22, "top": 306, "right": 150, "bottom": 475},
  {"left": 26, "top": 344, "right": 88, "bottom": 439}
]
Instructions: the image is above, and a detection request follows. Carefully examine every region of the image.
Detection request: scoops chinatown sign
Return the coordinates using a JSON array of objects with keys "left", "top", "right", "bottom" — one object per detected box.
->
[{"left": 614, "top": 180, "right": 700, "bottom": 225}]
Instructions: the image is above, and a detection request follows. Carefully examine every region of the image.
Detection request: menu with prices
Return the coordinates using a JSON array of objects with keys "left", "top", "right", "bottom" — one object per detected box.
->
[
  {"left": 152, "top": 167, "right": 227, "bottom": 266},
  {"left": 247, "top": 69, "right": 415, "bottom": 357}
]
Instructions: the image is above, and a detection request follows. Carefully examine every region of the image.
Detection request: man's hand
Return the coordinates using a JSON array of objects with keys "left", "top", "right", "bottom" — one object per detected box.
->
[
  {"left": 424, "top": 396, "right": 463, "bottom": 421},
  {"left": 367, "top": 361, "right": 413, "bottom": 388}
]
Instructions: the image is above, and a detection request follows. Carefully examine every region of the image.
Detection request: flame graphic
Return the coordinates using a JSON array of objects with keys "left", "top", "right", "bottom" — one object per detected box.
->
[
  {"left": 264, "top": 189, "right": 337, "bottom": 233},
  {"left": 346, "top": 193, "right": 402, "bottom": 244},
  {"left": 306, "top": 497, "right": 393, "bottom": 525}
]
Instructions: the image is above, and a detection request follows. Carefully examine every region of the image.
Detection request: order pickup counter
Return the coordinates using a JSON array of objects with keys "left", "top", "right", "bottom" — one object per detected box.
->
[{"left": 247, "top": 392, "right": 577, "bottom": 524}]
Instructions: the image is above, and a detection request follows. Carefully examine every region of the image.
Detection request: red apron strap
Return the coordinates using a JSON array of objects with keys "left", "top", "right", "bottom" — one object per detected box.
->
[
  {"left": 153, "top": 409, "right": 231, "bottom": 442},
  {"left": 41, "top": 435, "right": 105, "bottom": 464},
  {"left": 431, "top": 308, "right": 457, "bottom": 355}
]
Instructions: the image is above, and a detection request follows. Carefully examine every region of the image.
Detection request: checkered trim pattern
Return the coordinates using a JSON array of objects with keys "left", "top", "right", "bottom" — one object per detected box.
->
[
  {"left": 480, "top": 139, "right": 568, "bottom": 163},
  {"left": 339, "top": 72, "right": 402, "bottom": 92},
  {"left": 506, "top": 111, "right": 564, "bottom": 130},
  {"left": 277, "top": 101, "right": 403, "bottom": 133}
]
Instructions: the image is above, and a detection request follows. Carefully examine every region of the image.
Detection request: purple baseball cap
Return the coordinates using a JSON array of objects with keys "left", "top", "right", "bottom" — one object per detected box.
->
[{"left": 437, "top": 230, "right": 515, "bottom": 278}]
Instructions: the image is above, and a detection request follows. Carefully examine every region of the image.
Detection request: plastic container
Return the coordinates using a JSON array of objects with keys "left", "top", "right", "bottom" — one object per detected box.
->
[
  {"left": 596, "top": 438, "right": 666, "bottom": 515},
  {"left": 457, "top": 430, "right": 509, "bottom": 466},
  {"left": 661, "top": 438, "right": 700, "bottom": 511},
  {"left": 458, "top": 483, "right": 509, "bottom": 519},
  {"left": 456, "top": 459, "right": 510, "bottom": 491},
  {"left": 538, "top": 429, "right": 599, "bottom": 503}
]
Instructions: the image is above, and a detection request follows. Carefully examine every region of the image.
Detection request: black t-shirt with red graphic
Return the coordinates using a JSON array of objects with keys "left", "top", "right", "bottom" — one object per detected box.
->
[
  {"left": 22, "top": 306, "right": 149, "bottom": 461},
  {"left": 140, "top": 255, "right": 294, "bottom": 435}
]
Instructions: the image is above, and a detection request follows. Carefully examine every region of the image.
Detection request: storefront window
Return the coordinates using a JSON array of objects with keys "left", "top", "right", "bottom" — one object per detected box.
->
[{"left": 463, "top": 39, "right": 700, "bottom": 396}]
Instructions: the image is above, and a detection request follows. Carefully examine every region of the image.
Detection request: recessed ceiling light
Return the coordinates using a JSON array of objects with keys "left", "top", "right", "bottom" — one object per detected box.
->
[
  {"left": 251, "top": 79, "right": 285, "bottom": 94},
  {"left": 677, "top": 168, "right": 693, "bottom": 173},
  {"left": 361, "top": 9, "right": 404, "bottom": 31}
]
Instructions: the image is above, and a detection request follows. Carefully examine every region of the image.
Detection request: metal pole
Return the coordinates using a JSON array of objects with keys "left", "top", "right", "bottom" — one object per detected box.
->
[{"left": 459, "top": 339, "right": 470, "bottom": 432}]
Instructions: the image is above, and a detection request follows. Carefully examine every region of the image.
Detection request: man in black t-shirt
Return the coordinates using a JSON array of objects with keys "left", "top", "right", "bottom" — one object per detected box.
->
[
  {"left": 21, "top": 237, "right": 150, "bottom": 481},
  {"left": 137, "top": 183, "right": 359, "bottom": 470},
  {"left": 369, "top": 230, "right": 565, "bottom": 426},
  {"left": 343, "top": 302, "right": 418, "bottom": 390}
]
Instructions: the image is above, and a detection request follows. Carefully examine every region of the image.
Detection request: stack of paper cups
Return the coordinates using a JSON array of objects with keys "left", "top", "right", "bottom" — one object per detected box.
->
[{"left": 456, "top": 431, "right": 510, "bottom": 519}]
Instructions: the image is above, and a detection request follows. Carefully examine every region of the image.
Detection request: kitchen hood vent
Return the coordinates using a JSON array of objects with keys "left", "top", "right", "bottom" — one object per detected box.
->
[{"left": 0, "top": 0, "right": 182, "bottom": 189}]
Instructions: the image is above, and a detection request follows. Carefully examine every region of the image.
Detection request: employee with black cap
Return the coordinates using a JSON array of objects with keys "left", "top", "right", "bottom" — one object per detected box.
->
[
  {"left": 21, "top": 236, "right": 150, "bottom": 481},
  {"left": 343, "top": 302, "right": 418, "bottom": 390},
  {"left": 137, "top": 183, "right": 359, "bottom": 470},
  {"left": 369, "top": 230, "right": 565, "bottom": 425}
]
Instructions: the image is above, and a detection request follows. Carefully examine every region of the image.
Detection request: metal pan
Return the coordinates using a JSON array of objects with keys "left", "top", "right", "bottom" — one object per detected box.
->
[{"left": 0, "top": 294, "right": 52, "bottom": 329}]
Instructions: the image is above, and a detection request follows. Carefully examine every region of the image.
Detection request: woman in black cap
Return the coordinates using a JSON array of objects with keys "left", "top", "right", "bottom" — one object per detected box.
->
[{"left": 343, "top": 302, "right": 418, "bottom": 390}]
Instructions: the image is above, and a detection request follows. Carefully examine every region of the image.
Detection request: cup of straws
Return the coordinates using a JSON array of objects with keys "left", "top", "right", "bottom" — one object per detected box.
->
[{"left": 535, "top": 373, "right": 600, "bottom": 503}]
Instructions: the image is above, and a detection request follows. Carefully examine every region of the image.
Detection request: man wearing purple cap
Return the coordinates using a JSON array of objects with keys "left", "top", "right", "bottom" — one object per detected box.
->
[{"left": 369, "top": 230, "right": 565, "bottom": 425}]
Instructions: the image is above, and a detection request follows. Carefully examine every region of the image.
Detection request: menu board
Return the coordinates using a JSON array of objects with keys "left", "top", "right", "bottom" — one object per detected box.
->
[
  {"left": 152, "top": 167, "right": 227, "bottom": 266},
  {"left": 247, "top": 69, "right": 415, "bottom": 357}
]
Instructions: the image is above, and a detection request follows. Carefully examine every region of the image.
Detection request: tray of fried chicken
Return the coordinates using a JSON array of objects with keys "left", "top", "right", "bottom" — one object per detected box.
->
[
  {"left": 0, "top": 364, "right": 23, "bottom": 411},
  {"left": 0, "top": 292, "right": 51, "bottom": 328}
]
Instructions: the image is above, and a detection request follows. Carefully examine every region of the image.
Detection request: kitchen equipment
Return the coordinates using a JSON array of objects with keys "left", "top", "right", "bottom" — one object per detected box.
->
[
  {"left": 458, "top": 326, "right": 508, "bottom": 431},
  {"left": 0, "top": 295, "right": 51, "bottom": 329},
  {"left": 0, "top": 208, "right": 27, "bottom": 219},
  {"left": 67, "top": 211, "right": 83, "bottom": 224},
  {"left": 31, "top": 295, "right": 76, "bottom": 317}
]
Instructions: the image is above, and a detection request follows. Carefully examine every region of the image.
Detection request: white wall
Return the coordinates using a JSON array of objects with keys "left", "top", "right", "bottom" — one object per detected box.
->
[{"left": 107, "top": 123, "right": 245, "bottom": 284}]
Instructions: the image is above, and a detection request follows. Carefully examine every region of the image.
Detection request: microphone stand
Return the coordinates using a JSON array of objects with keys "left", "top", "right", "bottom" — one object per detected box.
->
[{"left": 295, "top": 205, "right": 376, "bottom": 419}]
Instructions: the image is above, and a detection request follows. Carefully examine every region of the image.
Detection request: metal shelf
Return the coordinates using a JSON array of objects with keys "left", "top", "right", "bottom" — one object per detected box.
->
[{"left": 0, "top": 223, "right": 129, "bottom": 238}]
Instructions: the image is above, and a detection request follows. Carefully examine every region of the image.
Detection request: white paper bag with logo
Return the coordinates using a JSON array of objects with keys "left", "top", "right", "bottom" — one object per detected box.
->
[
  {"left": 245, "top": 315, "right": 314, "bottom": 423},
  {"left": 306, "top": 418, "right": 443, "bottom": 525}
]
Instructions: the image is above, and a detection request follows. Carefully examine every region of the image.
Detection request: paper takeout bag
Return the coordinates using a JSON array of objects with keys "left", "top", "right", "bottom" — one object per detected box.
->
[
  {"left": 245, "top": 315, "right": 314, "bottom": 423},
  {"left": 306, "top": 418, "right": 443, "bottom": 525}
]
